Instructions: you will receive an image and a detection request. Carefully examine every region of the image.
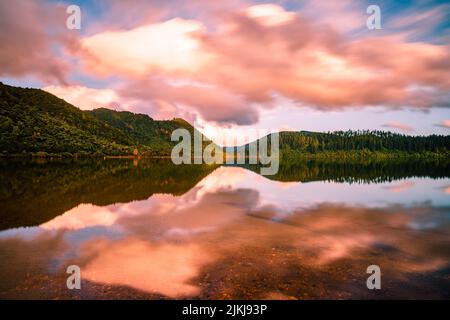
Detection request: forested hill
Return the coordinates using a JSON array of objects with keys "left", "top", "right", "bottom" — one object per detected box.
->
[
  {"left": 277, "top": 130, "right": 449, "bottom": 153},
  {"left": 0, "top": 82, "right": 199, "bottom": 156},
  {"left": 237, "top": 130, "right": 449, "bottom": 160},
  {"left": 87, "top": 108, "right": 198, "bottom": 155}
]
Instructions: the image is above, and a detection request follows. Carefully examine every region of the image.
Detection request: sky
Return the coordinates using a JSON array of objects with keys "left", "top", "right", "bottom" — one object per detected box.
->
[{"left": 0, "top": 0, "right": 449, "bottom": 139}]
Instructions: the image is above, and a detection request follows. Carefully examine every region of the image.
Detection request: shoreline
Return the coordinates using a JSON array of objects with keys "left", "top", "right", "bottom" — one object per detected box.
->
[{"left": 0, "top": 150, "right": 448, "bottom": 162}]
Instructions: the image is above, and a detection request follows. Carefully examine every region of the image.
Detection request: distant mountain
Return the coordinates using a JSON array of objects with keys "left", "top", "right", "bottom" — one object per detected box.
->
[{"left": 0, "top": 82, "right": 205, "bottom": 156}]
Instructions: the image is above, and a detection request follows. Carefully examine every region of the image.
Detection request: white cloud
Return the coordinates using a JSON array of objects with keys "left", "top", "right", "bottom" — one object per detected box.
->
[
  {"left": 43, "top": 85, "right": 122, "bottom": 110},
  {"left": 81, "top": 18, "right": 209, "bottom": 76},
  {"left": 245, "top": 4, "right": 295, "bottom": 26}
]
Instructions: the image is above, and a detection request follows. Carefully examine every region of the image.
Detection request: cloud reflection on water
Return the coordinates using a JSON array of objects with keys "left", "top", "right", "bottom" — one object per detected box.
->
[{"left": 0, "top": 166, "right": 449, "bottom": 299}]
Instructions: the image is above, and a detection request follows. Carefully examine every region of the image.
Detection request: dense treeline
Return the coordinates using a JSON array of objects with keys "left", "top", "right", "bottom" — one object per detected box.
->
[
  {"left": 235, "top": 130, "right": 449, "bottom": 162},
  {"left": 278, "top": 130, "right": 449, "bottom": 154},
  {"left": 243, "top": 157, "right": 450, "bottom": 183}
]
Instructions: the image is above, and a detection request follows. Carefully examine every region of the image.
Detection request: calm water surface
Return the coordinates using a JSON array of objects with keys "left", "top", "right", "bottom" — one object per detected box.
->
[{"left": 0, "top": 159, "right": 449, "bottom": 299}]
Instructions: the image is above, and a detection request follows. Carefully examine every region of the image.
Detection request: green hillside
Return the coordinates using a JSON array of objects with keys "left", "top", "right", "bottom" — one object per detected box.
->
[
  {"left": 0, "top": 82, "right": 136, "bottom": 155},
  {"left": 228, "top": 130, "right": 450, "bottom": 161},
  {"left": 0, "top": 82, "right": 203, "bottom": 157},
  {"left": 88, "top": 108, "right": 197, "bottom": 156}
]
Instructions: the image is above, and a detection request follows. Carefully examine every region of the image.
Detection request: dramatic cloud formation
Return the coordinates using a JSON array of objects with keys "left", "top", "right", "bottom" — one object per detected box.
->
[
  {"left": 118, "top": 78, "right": 260, "bottom": 125},
  {"left": 72, "top": 3, "right": 450, "bottom": 124},
  {"left": 3, "top": 0, "right": 450, "bottom": 128}
]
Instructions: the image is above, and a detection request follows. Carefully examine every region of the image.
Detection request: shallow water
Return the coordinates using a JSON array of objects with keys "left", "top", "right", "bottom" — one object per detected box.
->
[{"left": 0, "top": 159, "right": 449, "bottom": 299}]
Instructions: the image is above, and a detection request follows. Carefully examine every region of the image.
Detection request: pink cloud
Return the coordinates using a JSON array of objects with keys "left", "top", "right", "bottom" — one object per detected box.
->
[
  {"left": 4, "top": 1, "right": 449, "bottom": 127},
  {"left": 118, "top": 78, "right": 259, "bottom": 125},
  {"left": 82, "top": 239, "right": 213, "bottom": 297},
  {"left": 299, "top": 0, "right": 366, "bottom": 33},
  {"left": 382, "top": 121, "right": 414, "bottom": 133},
  {"left": 80, "top": 19, "right": 209, "bottom": 77},
  {"left": 72, "top": 3, "right": 450, "bottom": 125},
  {"left": 435, "top": 119, "right": 450, "bottom": 129},
  {"left": 383, "top": 182, "right": 415, "bottom": 193},
  {"left": 88, "top": 0, "right": 245, "bottom": 31},
  {"left": 194, "top": 8, "right": 450, "bottom": 110},
  {"left": 0, "top": 0, "right": 79, "bottom": 84}
]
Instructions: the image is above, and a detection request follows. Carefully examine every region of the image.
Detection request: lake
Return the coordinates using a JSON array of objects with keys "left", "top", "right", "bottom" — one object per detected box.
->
[{"left": 0, "top": 158, "right": 449, "bottom": 299}]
